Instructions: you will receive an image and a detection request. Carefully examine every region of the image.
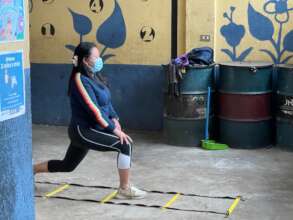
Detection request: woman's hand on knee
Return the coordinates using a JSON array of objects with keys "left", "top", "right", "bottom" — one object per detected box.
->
[
  {"left": 124, "top": 133, "right": 133, "bottom": 144},
  {"left": 114, "top": 128, "right": 133, "bottom": 145}
]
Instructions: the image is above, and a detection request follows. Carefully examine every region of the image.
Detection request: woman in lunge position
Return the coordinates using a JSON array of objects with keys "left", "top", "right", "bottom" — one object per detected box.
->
[{"left": 34, "top": 42, "right": 146, "bottom": 199}]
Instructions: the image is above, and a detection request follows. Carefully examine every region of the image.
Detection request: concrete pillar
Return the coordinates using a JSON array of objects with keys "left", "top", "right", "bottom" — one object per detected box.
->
[{"left": 0, "top": 0, "right": 34, "bottom": 219}]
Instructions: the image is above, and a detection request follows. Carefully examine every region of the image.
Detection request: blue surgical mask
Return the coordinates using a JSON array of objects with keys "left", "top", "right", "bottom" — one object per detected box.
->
[{"left": 90, "top": 57, "right": 103, "bottom": 73}]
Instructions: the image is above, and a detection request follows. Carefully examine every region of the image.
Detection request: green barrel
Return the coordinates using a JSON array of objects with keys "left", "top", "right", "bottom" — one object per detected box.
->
[
  {"left": 219, "top": 62, "right": 272, "bottom": 94},
  {"left": 180, "top": 65, "right": 215, "bottom": 94},
  {"left": 164, "top": 117, "right": 214, "bottom": 146},
  {"left": 165, "top": 93, "right": 214, "bottom": 118},
  {"left": 164, "top": 65, "right": 215, "bottom": 147},
  {"left": 217, "top": 62, "right": 273, "bottom": 149},
  {"left": 276, "top": 64, "right": 293, "bottom": 150}
]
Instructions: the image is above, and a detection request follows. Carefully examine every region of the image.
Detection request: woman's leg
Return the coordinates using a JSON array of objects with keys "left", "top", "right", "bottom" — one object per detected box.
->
[
  {"left": 118, "top": 169, "right": 130, "bottom": 189},
  {"left": 33, "top": 161, "right": 48, "bottom": 174},
  {"left": 34, "top": 144, "right": 89, "bottom": 174},
  {"left": 115, "top": 142, "right": 132, "bottom": 189},
  {"left": 76, "top": 126, "right": 133, "bottom": 189}
]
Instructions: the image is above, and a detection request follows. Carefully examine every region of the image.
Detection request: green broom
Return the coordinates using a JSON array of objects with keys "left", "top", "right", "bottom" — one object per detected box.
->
[{"left": 201, "top": 87, "right": 229, "bottom": 150}]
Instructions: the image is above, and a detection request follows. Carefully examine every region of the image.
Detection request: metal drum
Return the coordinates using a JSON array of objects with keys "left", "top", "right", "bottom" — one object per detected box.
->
[
  {"left": 165, "top": 94, "right": 208, "bottom": 118},
  {"left": 217, "top": 62, "right": 273, "bottom": 149},
  {"left": 164, "top": 117, "right": 214, "bottom": 147},
  {"left": 276, "top": 64, "right": 293, "bottom": 150},
  {"left": 164, "top": 65, "right": 214, "bottom": 147}
]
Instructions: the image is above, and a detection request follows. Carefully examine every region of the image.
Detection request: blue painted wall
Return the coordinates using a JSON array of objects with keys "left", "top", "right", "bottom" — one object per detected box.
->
[
  {"left": 0, "top": 68, "right": 34, "bottom": 219},
  {"left": 31, "top": 64, "right": 165, "bottom": 131}
]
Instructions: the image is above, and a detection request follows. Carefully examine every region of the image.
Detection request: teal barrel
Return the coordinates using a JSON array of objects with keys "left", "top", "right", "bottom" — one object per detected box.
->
[
  {"left": 164, "top": 65, "right": 215, "bottom": 147},
  {"left": 217, "top": 62, "right": 273, "bottom": 149},
  {"left": 276, "top": 64, "right": 293, "bottom": 150},
  {"left": 164, "top": 117, "right": 214, "bottom": 146},
  {"left": 180, "top": 65, "right": 215, "bottom": 94}
]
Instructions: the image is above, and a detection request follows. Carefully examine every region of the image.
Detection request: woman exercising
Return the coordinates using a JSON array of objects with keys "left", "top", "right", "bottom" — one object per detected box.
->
[{"left": 33, "top": 42, "right": 146, "bottom": 200}]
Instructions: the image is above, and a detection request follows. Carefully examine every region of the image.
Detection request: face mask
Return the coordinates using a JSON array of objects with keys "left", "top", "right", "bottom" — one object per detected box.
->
[{"left": 90, "top": 57, "right": 103, "bottom": 73}]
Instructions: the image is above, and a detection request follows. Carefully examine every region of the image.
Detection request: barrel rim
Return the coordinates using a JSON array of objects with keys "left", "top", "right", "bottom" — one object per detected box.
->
[
  {"left": 164, "top": 115, "right": 214, "bottom": 121},
  {"left": 164, "top": 91, "right": 214, "bottom": 95},
  {"left": 275, "top": 64, "right": 293, "bottom": 69},
  {"left": 180, "top": 91, "right": 214, "bottom": 95},
  {"left": 219, "top": 61, "right": 273, "bottom": 68},
  {"left": 276, "top": 117, "right": 293, "bottom": 124},
  {"left": 218, "top": 90, "right": 272, "bottom": 95},
  {"left": 218, "top": 116, "right": 273, "bottom": 122},
  {"left": 185, "top": 63, "right": 216, "bottom": 69},
  {"left": 276, "top": 91, "right": 293, "bottom": 96}
]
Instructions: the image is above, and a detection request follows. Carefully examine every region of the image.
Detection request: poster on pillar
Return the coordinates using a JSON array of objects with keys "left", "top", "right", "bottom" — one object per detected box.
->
[
  {"left": 0, "top": 0, "right": 25, "bottom": 43},
  {"left": 0, "top": 51, "right": 25, "bottom": 122}
]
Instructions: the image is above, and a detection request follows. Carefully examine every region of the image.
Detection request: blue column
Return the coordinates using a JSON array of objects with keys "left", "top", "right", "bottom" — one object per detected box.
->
[{"left": 0, "top": 68, "right": 34, "bottom": 219}]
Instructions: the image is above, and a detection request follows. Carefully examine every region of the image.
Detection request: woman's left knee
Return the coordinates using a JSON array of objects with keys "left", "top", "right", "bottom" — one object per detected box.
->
[{"left": 120, "top": 142, "right": 132, "bottom": 156}]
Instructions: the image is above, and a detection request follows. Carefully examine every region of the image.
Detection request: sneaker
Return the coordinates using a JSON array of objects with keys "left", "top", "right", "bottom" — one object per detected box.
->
[{"left": 115, "top": 185, "right": 147, "bottom": 200}]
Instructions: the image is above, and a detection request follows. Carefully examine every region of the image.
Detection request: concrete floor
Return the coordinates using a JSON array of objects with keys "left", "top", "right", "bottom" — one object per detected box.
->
[{"left": 33, "top": 124, "right": 293, "bottom": 220}]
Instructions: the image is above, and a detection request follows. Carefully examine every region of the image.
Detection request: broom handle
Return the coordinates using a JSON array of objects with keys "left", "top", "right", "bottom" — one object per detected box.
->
[{"left": 205, "top": 87, "right": 211, "bottom": 140}]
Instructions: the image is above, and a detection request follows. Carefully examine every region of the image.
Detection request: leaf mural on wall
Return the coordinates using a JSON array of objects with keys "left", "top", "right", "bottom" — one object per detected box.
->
[
  {"left": 68, "top": 8, "right": 92, "bottom": 42},
  {"left": 282, "top": 30, "right": 293, "bottom": 63},
  {"left": 65, "top": 44, "right": 76, "bottom": 52},
  {"left": 283, "top": 30, "right": 293, "bottom": 52},
  {"left": 259, "top": 49, "right": 277, "bottom": 63},
  {"left": 221, "top": 49, "right": 235, "bottom": 60},
  {"left": 65, "top": 8, "right": 93, "bottom": 52},
  {"left": 96, "top": 0, "right": 126, "bottom": 58},
  {"left": 247, "top": 1, "right": 293, "bottom": 64},
  {"left": 238, "top": 47, "right": 254, "bottom": 61},
  {"left": 282, "top": 55, "right": 293, "bottom": 64},
  {"left": 248, "top": 4, "right": 274, "bottom": 41},
  {"left": 65, "top": 0, "right": 127, "bottom": 63},
  {"left": 102, "top": 54, "right": 116, "bottom": 62}
]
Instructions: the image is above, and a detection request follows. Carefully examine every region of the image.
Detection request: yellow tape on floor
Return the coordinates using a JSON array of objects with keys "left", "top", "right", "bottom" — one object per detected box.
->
[
  {"left": 45, "top": 184, "right": 70, "bottom": 198},
  {"left": 226, "top": 196, "right": 241, "bottom": 217},
  {"left": 100, "top": 191, "right": 118, "bottom": 204},
  {"left": 36, "top": 181, "right": 242, "bottom": 216},
  {"left": 162, "top": 193, "right": 181, "bottom": 210}
]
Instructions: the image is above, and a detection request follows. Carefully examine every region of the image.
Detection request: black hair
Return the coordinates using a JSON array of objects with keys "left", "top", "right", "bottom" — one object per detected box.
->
[{"left": 68, "top": 42, "right": 96, "bottom": 96}]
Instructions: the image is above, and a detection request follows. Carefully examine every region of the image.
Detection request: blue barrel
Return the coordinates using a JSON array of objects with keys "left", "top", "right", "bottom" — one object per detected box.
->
[
  {"left": 164, "top": 65, "right": 215, "bottom": 147},
  {"left": 217, "top": 62, "right": 273, "bottom": 149},
  {"left": 180, "top": 65, "right": 215, "bottom": 94},
  {"left": 218, "top": 63, "right": 272, "bottom": 94},
  {"left": 276, "top": 64, "right": 293, "bottom": 150}
]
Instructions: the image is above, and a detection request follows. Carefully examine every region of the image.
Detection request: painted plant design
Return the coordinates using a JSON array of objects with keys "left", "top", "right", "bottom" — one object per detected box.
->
[
  {"left": 65, "top": 0, "right": 126, "bottom": 62},
  {"left": 220, "top": 6, "right": 253, "bottom": 61},
  {"left": 248, "top": 0, "right": 293, "bottom": 64}
]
